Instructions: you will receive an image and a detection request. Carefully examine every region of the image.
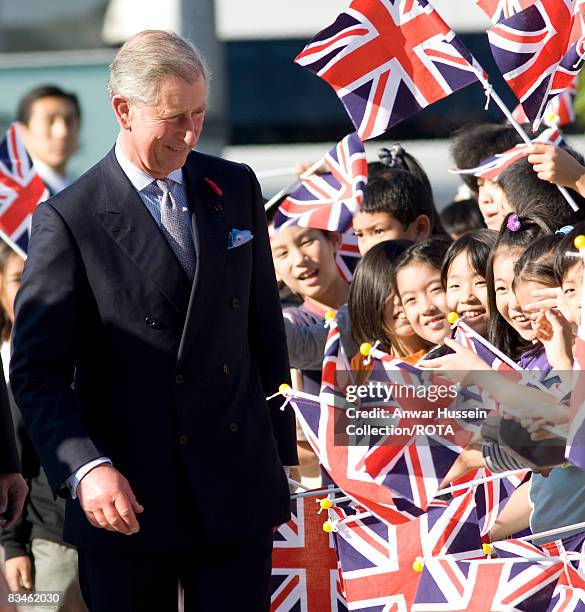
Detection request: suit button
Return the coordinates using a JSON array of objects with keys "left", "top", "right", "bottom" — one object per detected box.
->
[
  {"left": 231, "top": 297, "right": 240, "bottom": 309},
  {"left": 176, "top": 374, "right": 184, "bottom": 384},
  {"left": 145, "top": 316, "right": 158, "bottom": 328},
  {"left": 229, "top": 422, "right": 238, "bottom": 433},
  {"left": 179, "top": 435, "right": 188, "bottom": 445},
  {"left": 222, "top": 364, "right": 230, "bottom": 375}
]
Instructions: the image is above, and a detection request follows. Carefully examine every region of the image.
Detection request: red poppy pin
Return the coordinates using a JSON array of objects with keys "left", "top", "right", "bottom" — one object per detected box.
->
[{"left": 203, "top": 177, "right": 224, "bottom": 211}]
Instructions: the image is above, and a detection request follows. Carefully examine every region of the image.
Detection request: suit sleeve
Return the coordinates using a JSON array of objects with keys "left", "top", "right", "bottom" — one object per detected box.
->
[
  {"left": 244, "top": 165, "right": 298, "bottom": 466},
  {"left": 10, "top": 202, "right": 102, "bottom": 497}
]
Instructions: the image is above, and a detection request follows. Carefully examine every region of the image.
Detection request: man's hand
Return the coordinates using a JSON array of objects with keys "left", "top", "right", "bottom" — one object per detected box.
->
[
  {"left": 0, "top": 473, "right": 28, "bottom": 528},
  {"left": 77, "top": 465, "right": 144, "bottom": 535},
  {"left": 4, "top": 556, "right": 33, "bottom": 592}
]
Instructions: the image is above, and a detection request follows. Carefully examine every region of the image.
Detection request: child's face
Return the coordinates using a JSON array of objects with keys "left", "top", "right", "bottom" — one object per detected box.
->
[
  {"left": 492, "top": 248, "right": 535, "bottom": 340},
  {"left": 383, "top": 294, "right": 416, "bottom": 341},
  {"left": 445, "top": 251, "right": 489, "bottom": 336},
  {"left": 270, "top": 226, "right": 340, "bottom": 302},
  {"left": 396, "top": 261, "right": 450, "bottom": 345},
  {"left": 562, "top": 260, "right": 583, "bottom": 326},
  {"left": 513, "top": 279, "right": 556, "bottom": 334},
  {"left": 477, "top": 178, "right": 510, "bottom": 231},
  {"left": 0, "top": 252, "right": 23, "bottom": 325},
  {"left": 352, "top": 211, "right": 426, "bottom": 255}
]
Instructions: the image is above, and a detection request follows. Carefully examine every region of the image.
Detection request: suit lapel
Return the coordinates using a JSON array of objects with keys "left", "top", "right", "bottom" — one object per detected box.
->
[
  {"left": 177, "top": 161, "right": 229, "bottom": 361},
  {"left": 94, "top": 150, "right": 192, "bottom": 314}
]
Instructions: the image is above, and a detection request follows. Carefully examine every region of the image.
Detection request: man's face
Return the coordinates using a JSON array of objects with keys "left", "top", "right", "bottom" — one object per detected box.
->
[
  {"left": 19, "top": 96, "right": 80, "bottom": 175},
  {"left": 119, "top": 76, "right": 208, "bottom": 178}
]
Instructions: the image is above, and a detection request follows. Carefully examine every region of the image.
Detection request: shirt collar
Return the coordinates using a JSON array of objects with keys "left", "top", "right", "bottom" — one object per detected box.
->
[
  {"left": 114, "top": 135, "right": 184, "bottom": 191},
  {"left": 32, "top": 158, "right": 71, "bottom": 194}
]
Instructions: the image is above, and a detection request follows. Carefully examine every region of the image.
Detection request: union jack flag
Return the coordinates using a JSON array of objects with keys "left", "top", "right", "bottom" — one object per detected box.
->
[
  {"left": 451, "top": 126, "right": 565, "bottom": 183},
  {"left": 294, "top": 0, "right": 483, "bottom": 140},
  {"left": 452, "top": 320, "right": 519, "bottom": 371},
  {"left": 487, "top": 0, "right": 585, "bottom": 128},
  {"left": 413, "top": 548, "right": 562, "bottom": 610},
  {"left": 330, "top": 489, "right": 482, "bottom": 610},
  {"left": 512, "top": 81, "right": 577, "bottom": 127},
  {"left": 273, "top": 133, "right": 367, "bottom": 233},
  {"left": 335, "top": 227, "right": 361, "bottom": 283},
  {"left": 0, "top": 123, "right": 49, "bottom": 257},
  {"left": 353, "top": 346, "right": 473, "bottom": 511},
  {"left": 451, "top": 468, "right": 527, "bottom": 537},
  {"left": 475, "top": 0, "right": 536, "bottom": 24},
  {"left": 271, "top": 493, "right": 348, "bottom": 611},
  {"left": 289, "top": 317, "right": 428, "bottom": 524},
  {"left": 542, "top": 536, "right": 585, "bottom": 612}
]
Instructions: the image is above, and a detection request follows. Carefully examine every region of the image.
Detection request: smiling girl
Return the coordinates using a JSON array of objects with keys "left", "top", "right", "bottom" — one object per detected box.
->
[
  {"left": 441, "top": 230, "right": 497, "bottom": 337},
  {"left": 348, "top": 240, "right": 431, "bottom": 370},
  {"left": 486, "top": 213, "right": 553, "bottom": 360},
  {"left": 392, "top": 238, "right": 452, "bottom": 349}
]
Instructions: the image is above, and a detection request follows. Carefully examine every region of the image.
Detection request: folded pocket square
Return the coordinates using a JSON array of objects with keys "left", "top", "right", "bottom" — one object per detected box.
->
[{"left": 228, "top": 229, "right": 253, "bottom": 249}]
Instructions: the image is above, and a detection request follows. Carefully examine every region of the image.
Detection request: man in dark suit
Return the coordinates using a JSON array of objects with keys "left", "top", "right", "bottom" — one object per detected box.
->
[{"left": 10, "top": 30, "right": 297, "bottom": 611}]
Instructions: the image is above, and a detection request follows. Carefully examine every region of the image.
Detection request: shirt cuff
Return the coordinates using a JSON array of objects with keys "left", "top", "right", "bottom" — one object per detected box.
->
[{"left": 66, "top": 457, "right": 112, "bottom": 500}]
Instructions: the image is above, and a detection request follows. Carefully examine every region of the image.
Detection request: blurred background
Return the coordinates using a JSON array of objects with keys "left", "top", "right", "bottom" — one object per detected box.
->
[{"left": 0, "top": 0, "right": 583, "bottom": 206}]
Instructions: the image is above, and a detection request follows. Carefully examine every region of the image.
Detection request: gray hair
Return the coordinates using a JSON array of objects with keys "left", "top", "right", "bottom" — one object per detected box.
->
[{"left": 108, "top": 30, "right": 210, "bottom": 106}]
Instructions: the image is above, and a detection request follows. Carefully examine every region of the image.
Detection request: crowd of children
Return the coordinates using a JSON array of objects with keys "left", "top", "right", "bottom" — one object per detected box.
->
[{"left": 269, "top": 121, "right": 585, "bottom": 546}]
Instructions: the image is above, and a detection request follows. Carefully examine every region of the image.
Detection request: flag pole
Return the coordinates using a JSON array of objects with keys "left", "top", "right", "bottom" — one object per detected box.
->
[
  {"left": 516, "top": 520, "right": 585, "bottom": 543},
  {"left": 473, "top": 71, "right": 579, "bottom": 212},
  {"left": 0, "top": 229, "right": 26, "bottom": 260},
  {"left": 436, "top": 469, "right": 526, "bottom": 496},
  {"left": 451, "top": 318, "right": 520, "bottom": 371},
  {"left": 264, "top": 157, "right": 326, "bottom": 212}
]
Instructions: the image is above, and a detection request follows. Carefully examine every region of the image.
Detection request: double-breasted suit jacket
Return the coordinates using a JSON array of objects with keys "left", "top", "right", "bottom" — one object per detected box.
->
[{"left": 10, "top": 148, "right": 297, "bottom": 551}]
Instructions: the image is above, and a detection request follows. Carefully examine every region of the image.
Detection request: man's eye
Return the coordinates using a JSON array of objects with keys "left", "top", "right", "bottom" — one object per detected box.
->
[
  {"left": 353, "top": 230, "right": 361, "bottom": 238},
  {"left": 374, "top": 228, "right": 386, "bottom": 235},
  {"left": 300, "top": 239, "right": 314, "bottom": 246},
  {"left": 430, "top": 286, "right": 444, "bottom": 294}
]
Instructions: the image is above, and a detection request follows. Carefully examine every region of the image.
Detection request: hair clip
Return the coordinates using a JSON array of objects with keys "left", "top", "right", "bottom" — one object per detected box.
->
[
  {"left": 506, "top": 213, "right": 521, "bottom": 232},
  {"left": 378, "top": 144, "right": 408, "bottom": 170},
  {"left": 555, "top": 225, "right": 574, "bottom": 235}
]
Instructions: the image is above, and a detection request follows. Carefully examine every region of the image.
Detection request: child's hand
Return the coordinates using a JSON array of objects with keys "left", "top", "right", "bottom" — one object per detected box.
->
[
  {"left": 439, "top": 446, "right": 485, "bottom": 488},
  {"left": 522, "top": 286, "right": 559, "bottom": 315},
  {"left": 527, "top": 143, "right": 585, "bottom": 189},
  {"left": 533, "top": 308, "right": 574, "bottom": 371},
  {"left": 419, "top": 337, "right": 489, "bottom": 383}
]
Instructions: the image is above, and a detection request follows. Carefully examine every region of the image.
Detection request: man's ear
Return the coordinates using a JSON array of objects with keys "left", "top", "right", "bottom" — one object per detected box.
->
[
  {"left": 413, "top": 214, "right": 432, "bottom": 241},
  {"left": 111, "top": 95, "right": 131, "bottom": 130}
]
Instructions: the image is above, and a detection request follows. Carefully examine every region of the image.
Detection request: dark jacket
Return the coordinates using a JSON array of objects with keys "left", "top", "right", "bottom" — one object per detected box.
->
[{"left": 10, "top": 148, "right": 297, "bottom": 552}]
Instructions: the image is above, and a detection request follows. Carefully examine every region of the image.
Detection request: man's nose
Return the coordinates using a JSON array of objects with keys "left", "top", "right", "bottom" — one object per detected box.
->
[{"left": 183, "top": 116, "right": 200, "bottom": 147}]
